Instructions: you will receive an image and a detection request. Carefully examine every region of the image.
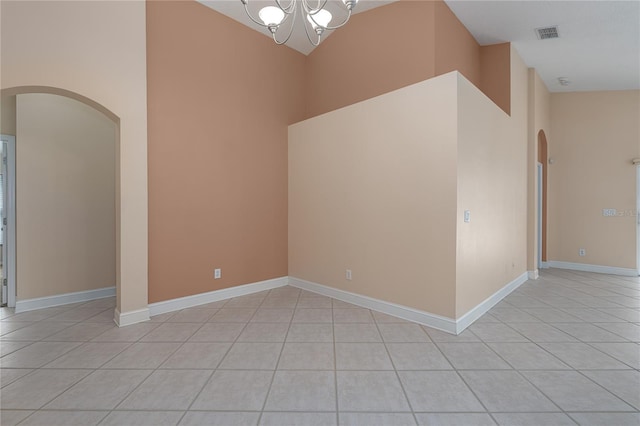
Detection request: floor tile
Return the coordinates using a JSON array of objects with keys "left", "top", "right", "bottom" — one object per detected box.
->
[
  {"left": 166, "top": 308, "right": 217, "bottom": 323},
  {"left": 224, "top": 294, "right": 267, "bottom": 308},
  {"left": 260, "top": 412, "right": 336, "bottom": 425},
  {"left": 118, "top": 369, "right": 211, "bottom": 410},
  {"left": 0, "top": 368, "right": 34, "bottom": 388},
  {"left": 436, "top": 343, "right": 511, "bottom": 369},
  {"left": 594, "top": 322, "right": 640, "bottom": 341},
  {"left": 491, "top": 412, "right": 575, "bottom": 426},
  {"left": 188, "top": 322, "right": 245, "bottom": 342},
  {"left": 550, "top": 322, "right": 629, "bottom": 342},
  {"left": 386, "top": 343, "right": 453, "bottom": 370},
  {"left": 101, "top": 342, "right": 181, "bottom": 369},
  {"left": 179, "top": 411, "right": 259, "bottom": 425},
  {"left": 90, "top": 322, "right": 159, "bottom": 342},
  {"left": 399, "top": 370, "right": 484, "bottom": 412},
  {"left": 567, "top": 412, "right": 640, "bottom": 426},
  {"left": 538, "top": 342, "right": 632, "bottom": 369},
  {"left": 507, "top": 322, "right": 578, "bottom": 342},
  {"left": 522, "top": 308, "right": 582, "bottom": 323},
  {"left": 522, "top": 370, "right": 635, "bottom": 412},
  {"left": 140, "top": 322, "right": 202, "bottom": 342},
  {"left": 0, "top": 340, "right": 33, "bottom": 357},
  {"left": 598, "top": 308, "right": 640, "bottom": 322},
  {"left": 260, "top": 296, "right": 298, "bottom": 308},
  {"left": 335, "top": 343, "right": 393, "bottom": 370},
  {"left": 337, "top": 371, "right": 411, "bottom": 412},
  {"left": 469, "top": 323, "right": 529, "bottom": 342},
  {"left": 334, "top": 323, "right": 381, "bottom": 342},
  {"left": 0, "top": 341, "right": 82, "bottom": 368},
  {"left": 423, "top": 327, "right": 480, "bottom": 342},
  {"left": 286, "top": 323, "right": 334, "bottom": 342},
  {"left": 581, "top": 370, "right": 640, "bottom": 410},
  {"left": 490, "top": 308, "right": 541, "bottom": 323},
  {"left": 160, "top": 342, "right": 231, "bottom": 369},
  {"left": 43, "top": 342, "right": 130, "bottom": 369},
  {"left": 0, "top": 321, "right": 38, "bottom": 336},
  {"left": 415, "top": 413, "right": 495, "bottom": 426},
  {"left": 237, "top": 322, "right": 289, "bottom": 342},
  {"left": 190, "top": 370, "right": 273, "bottom": 410},
  {"left": 459, "top": 370, "right": 557, "bottom": 412},
  {"left": 486, "top": 343, "right": 570, "bottom": 370},
  {"left": 292, "top": 308, "right": 333, "bottom": 323},
  {"left": 341, "top": 412, "right": 416, "bottom": 426},
  {"left": 0, "top": 410, "right": 34, "bottom": 426},
  {"left": 561, "top": 308, "right": 627, "bottom": 322},
  {"left": 0, "top": 369, "right": 90, "bottom": 409},
  {"left": 277, "top": 342, "right": 335, "bottom": 370},
  {"left": 48, "top": 308, "right": 111, "bottom": 322},
  {"left": 16, "top": 410, "right": 107, "bottom": 426},
  {"left": 296, "top": 296, "right": 332, "bottom": 308},
  {"left": 209, "top": 308, "right": 257, "bottom": 322},
  {"left": 218, "top": 342, "right": 283, "bottom": 369},
  {"left": 377, "top": 323, "right": 430, "bottom": 342},
  {"left": 250, "top": 308, "right": 294, "bottom": 323},
  {"left": 588, "top": 342, "right": 640, "bottom": 368},
  {"left": 265, "top": 370, "right": 336, "bottom": 411},
  {"left": 43, "top": 322, "right": 114, "bottom": 341},
  {"left": 101, "top": 411, "right": 184, "bottom": 426},
  {"left": 44, "top": 369, "right": 151, "bottom": 409},
  {"left": 372, "top": 311, "right": 412, "bottom": 323},
  {"left": 333, "top": 308, "right": 374, "bottom": 323},
  {"left": 1, "top": 321, "right": 76, "bottom": 341}
]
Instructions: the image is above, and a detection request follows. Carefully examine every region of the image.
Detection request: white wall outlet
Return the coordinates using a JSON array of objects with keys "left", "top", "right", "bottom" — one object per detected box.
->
[
  {"left": 464, "top": 210, "right": 471, "bottom": 223},
  {"left": 346, "top": 269, "right": 352, "bottom": 281},
  {"left": 579, "top": 249, "right": 586, "bottom": 257},
  {"left": 214, "top": 268, "right": 221, "bottom": 279}
]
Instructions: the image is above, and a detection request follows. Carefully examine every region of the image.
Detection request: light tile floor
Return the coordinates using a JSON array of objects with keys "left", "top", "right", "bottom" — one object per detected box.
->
[{"left": 1, "top": 269, "right": 639, "bottom": 425}]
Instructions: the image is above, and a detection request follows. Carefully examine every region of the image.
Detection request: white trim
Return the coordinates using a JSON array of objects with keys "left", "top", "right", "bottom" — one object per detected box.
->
[
  {"left": 545, "top": 261, "right": 638, "bottom": 277},
  {"left": 1, "top": 135, "right": 16, "bottom": 308},
  {"left": 288, "top": 277, "right": 458, "bottom": 334},
  {"left": 540, "top": 261, "right": 550, "bottom": 269},
  {"left": 114, "top": 307, "right": 150, "bottom": 327},
  {"left": 455, "top": 272, "right": 529, "bottom": 333},
  {"left": 148, "top": 276, "right": 288, "bottom": 317},
  {"left": 528, "top": 270, "right": 539, "bottom": 280},
  {"left": 537, "top": 162, "right": 543, "bottom": 270},
  {"left": 636, "top": 164, "right": 640, "bottom": 276},
  {"left": 15, "top": 286, "right": 116, "bottom": 313}
]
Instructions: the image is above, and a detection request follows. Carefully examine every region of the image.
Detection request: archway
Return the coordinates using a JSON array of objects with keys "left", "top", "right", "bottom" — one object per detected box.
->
[
  {"left": 1, "top": 86, "right": 120, "bottom": 310},
  {"left": 538, "top": 130, "right": 548, "bottom": 264}
]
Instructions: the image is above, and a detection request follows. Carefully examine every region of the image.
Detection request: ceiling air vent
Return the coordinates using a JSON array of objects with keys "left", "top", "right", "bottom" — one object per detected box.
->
[{"left": 535, "top": 26, "right": 559, "bottom": 40}]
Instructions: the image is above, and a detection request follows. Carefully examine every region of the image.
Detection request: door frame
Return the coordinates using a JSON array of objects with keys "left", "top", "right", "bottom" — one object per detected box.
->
[
  {"left": 1, "top": 135, "right": 16, "bottom": 307},
  {"left": 537, "top": 162, "right": 543, "bottom": 270},
  {"left": 637, "top": 165, "right": 640, "bottom": 276}
]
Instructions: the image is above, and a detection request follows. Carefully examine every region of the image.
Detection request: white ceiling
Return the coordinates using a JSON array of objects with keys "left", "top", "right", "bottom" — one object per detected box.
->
[{"left": 199, "top": 0, "right": 640, "bottom": 92}]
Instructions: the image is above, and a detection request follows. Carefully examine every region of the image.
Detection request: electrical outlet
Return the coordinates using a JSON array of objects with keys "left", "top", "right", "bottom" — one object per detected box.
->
[
  {"left": 464, "top": 210, "right": 471, "bottom": 223},
  {"left": 346, "top": 269, "right": 352, "bottom": 281},
  {"left": 214, "top": 268, "right": 221, "bottom": 279},
  {"left": 579, "top": 249, "right": 586, "bottom": 257}
]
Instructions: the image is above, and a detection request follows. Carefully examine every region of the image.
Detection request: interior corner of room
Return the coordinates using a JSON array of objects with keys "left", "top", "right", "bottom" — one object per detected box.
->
[{"left": 1, "top": 0, "right": 638, "bottom": 334}]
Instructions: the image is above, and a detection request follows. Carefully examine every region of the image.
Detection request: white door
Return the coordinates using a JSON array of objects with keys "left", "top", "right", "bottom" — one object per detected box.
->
[{"left": 1, "top": 135, "right": 16, "bottom": 307}]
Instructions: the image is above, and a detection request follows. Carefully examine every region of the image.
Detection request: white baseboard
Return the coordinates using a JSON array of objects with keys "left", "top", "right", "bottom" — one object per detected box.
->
[
  {"left": 454, "top": 272, "right": 529, "bottom": 333},
  {"left": 528, "top": 270, "right": 539, "bottom": 280},
  {"left": 288, "top": 277, "right": 458, "bottom": 334},
  {"left": 15, "top": 286, "right": 116, "bottom": 313},
  {"left": 546, "top": 261, "right": 638, "bottom": 277},
  {"left": 114, "top": 307, "right": 150, "bottom": 327},
  {"left": 148, "top": 276, "right": 289, "bottom": 317},
  {"left": 540, "top": 261, "right": 550, "bottom": 269}
]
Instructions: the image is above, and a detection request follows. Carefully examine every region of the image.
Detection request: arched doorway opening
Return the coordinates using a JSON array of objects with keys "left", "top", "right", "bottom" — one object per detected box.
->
[
  {"left": 538, "top": 130, "right": 548, "bottom": 266},
  {"left": 1, "top": 86, "right": 120, "bottom": 314}
]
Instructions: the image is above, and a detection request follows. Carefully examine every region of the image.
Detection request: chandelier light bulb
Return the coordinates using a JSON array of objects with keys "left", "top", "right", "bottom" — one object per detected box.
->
[
  {"left": 259, "top": 6, "right": 285, "bottom": 27},
  {"left": 307, "top": 9, "right": 332, "bottom": 29}
]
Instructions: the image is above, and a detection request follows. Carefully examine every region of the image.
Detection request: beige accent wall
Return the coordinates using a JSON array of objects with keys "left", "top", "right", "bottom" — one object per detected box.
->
[
  {"left": 526, "top": 69, "right": 551, "bottom": 272},
  {"left": 146, "top": 1, "right": 306, "bottom": 303},
  {"left": 16, "top": 93, "right": 116, "bottom": 299},
  {"left": 1, "top": 96, "right": 16, "bottom": 135},
  {"left": 548, "top": 91, "right": 640, "bottom": 269},
  {"left": 1, "top": 0, "right": 148, "bottom": 314},
  {"left": 455, "top": 47, "right": 529, "bottom": 316},
  {"left": 289, "top": 73, "right": 459, "bottom": 317}
]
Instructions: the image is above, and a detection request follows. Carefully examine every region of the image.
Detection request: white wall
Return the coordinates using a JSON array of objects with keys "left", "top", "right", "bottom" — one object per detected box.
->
[{"left": 16, "top": 93, "right": 116, "bottom": 299}]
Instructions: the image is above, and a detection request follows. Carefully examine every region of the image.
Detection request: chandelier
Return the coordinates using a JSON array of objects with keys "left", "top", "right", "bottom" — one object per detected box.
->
[{"left": 240, "top": 0, "right": 359, "bottom": 46}]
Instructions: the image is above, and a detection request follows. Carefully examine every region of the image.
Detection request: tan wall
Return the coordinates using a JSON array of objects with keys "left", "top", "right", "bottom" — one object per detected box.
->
[
  {"left": 16, "top": 93, "right": 116, "bottom": 299},
  {"left": 146, "top": 1, "right": 306, "bottom": 303},
  {"left": 1, "top": 0, "right": 148, "bottom": 314},
  {"left": 290, "top": 74, "right": 459, "bottom": 318},
  {"left": 1, "top": 96, "right": 16, "bottom": 135},
  {"left": 304, "top": 0, "right": 510, "bottom": 120},
  {"left": 548, "top": 91, "right": 640, "bottom": 269},
  {"left": 526, "top": 69, "right": 551, "bottom": 271},
  {"left": 455, "top": 46, "right": 529, "bottom": 316}
]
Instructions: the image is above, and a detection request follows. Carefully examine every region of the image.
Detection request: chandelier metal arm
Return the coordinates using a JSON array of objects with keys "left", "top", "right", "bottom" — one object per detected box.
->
[
  {"left": 272, "top": 11, "right": 298, "bottom": 45},
  {"left": 307, "top": 9, "right": 353, "bottom": 31},
  {"left": 302, "top": 13, "right": 322, "bottom": 47},
  {"left": 274, "top": 0, "right": 296, "bottom": 14}
]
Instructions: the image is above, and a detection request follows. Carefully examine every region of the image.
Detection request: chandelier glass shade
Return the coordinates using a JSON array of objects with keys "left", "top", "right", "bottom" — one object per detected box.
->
[{"left": 240, "top": 0, "right": 359, "bottom": 46}]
